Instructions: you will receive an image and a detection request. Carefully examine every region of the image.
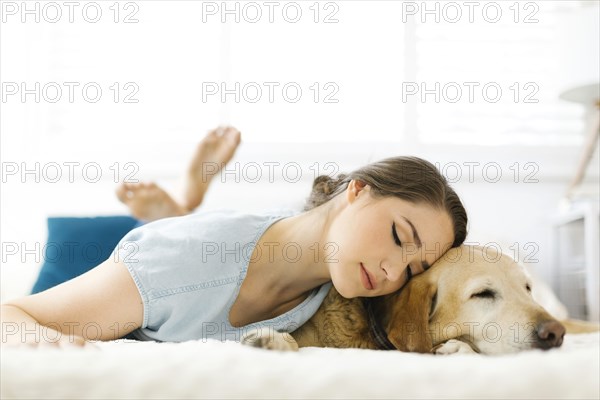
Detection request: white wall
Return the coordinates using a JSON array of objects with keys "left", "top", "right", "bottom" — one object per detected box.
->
[{"left": 1, "top": 1, "right": 599, "bottom": 308}]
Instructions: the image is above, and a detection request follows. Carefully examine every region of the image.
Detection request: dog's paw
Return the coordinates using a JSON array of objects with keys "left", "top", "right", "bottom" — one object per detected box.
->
[
  {"left": 240, "top": 328, "right": 299, "bottom": 351},
  {"left": 433, "top": 339, "right": 476, "bottom": 355}
]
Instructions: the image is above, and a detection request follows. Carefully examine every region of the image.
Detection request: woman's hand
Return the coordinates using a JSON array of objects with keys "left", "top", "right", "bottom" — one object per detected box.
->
[
  {"left": 25, "top": 327, "right": 89, "bottom": 349},
  {"left": 2, "top": 316, "right": 91, "bottom": 349}
]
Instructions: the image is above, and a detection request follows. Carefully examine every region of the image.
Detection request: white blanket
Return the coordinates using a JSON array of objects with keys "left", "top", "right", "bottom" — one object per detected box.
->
[{"left": 2, "top": 333, "right": 598, "bottom": 399}]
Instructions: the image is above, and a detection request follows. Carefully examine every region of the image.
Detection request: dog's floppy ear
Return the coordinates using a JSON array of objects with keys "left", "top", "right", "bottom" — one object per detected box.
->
[{"left": 386, "top": 278, "right": 437, "bottom": 353}]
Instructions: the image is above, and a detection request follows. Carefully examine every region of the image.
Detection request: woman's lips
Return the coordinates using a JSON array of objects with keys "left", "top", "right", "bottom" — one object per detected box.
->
[{"left": 360, "top": 263, "right": 376, "bottom": 290}]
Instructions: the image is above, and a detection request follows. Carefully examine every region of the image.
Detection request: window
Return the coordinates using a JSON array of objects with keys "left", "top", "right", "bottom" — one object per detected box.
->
[
  {"left": 3, "top": 0, "right": 596, "bottom": 155},
  {"left": 412, "top": 1, "right": 589, "bottom": 146}
]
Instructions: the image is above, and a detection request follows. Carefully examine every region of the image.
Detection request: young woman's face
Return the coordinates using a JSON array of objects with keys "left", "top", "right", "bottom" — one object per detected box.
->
[{"left": 326, "top": 180, "right": 454, "bottom": 298}]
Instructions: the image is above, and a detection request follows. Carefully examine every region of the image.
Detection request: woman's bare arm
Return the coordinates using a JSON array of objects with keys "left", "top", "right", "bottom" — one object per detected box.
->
[{"left": 1, "top": 258, "right": 143, "bottom": 347}]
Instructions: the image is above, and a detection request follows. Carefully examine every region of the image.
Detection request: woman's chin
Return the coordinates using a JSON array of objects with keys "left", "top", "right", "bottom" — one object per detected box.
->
[{"left": 331, "top": 281, "right": 359, "bottom": 299}]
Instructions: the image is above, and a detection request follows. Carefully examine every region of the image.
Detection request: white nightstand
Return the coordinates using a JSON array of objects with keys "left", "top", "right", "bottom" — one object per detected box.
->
[{"left": 551, "top": 200, "right": 599, "bottom": 321}]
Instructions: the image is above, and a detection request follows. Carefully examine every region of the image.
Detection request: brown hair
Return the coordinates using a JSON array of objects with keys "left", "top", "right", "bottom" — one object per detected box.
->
[{"left": 304, "top": 156, "right": 467, "bottom": 248}]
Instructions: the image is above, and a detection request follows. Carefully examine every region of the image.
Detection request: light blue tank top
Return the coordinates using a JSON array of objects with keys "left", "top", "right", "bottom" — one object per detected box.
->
[{"left": 111, "top": 209, "right": 332, "bottom": 343}]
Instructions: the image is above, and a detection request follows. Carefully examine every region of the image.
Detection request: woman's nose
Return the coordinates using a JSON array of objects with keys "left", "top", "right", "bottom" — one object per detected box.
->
[{"left": 382, "top": 262, "right": 403, "bottom": 282}]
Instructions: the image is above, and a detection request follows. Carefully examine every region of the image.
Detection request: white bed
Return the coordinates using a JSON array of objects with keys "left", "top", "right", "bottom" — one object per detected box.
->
[
  {"left": 2, "top": 332, "right": 598, "bottom": 399},
  {"left": 1, "top": 213, "right": 598, "bottom": 399}
]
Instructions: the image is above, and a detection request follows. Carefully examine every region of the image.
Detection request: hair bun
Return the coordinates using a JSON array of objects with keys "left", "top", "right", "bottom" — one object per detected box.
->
[
  {"left": 305, "top": 174, "right": 349, "bottom": 211},
  {"left": 313, "top": 174, "right": 348, "bottom": 195}
]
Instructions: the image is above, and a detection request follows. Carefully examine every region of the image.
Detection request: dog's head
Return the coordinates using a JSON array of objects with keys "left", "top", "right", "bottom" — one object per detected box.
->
[{"left": 378, "top": 245, "right": 565, "bottom": 354}]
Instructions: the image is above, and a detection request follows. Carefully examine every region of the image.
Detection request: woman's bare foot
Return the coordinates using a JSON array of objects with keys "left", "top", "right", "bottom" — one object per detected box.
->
[
  {"left": 184, "top": 126, "right": 241, "bottom": 211},
  {"left": 116, "top": 182, "right": 188, "bottom": 222}
]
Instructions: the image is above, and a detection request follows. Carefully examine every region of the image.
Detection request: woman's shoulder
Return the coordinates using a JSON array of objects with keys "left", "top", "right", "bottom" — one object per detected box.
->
[
  {"left": 124, "top": 208, "right": 299, "bottom": 244},
  {"left": 193, "top": 208, "right": 299, "bottom": 241},
  {"left": 161, "top": 207, "right": 297, "bottom": 228}
]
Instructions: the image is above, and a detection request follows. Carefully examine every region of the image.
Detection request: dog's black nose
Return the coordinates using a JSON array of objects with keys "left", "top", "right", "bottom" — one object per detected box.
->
[{"left": 536, "top": 320, "right": 566, "bottom": 349}]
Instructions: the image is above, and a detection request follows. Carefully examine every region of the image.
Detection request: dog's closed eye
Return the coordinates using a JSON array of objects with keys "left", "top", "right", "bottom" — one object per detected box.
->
[{"left": 471, "top": 289, "right": 496, "bottom": 300}]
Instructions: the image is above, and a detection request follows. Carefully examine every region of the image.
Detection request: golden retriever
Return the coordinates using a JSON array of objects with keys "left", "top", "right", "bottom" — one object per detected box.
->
[{"left": 242, "top": 245, "right": 598, "bottom": 354}]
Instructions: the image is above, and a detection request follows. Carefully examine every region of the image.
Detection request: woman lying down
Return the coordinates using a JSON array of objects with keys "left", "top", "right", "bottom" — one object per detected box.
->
[{"left": 1, "top": 126, "right": 469, "bottom": 348}]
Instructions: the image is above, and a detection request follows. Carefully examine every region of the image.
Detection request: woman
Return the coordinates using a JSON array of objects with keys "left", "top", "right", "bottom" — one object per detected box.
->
[{"left": 1, "top": 127, "right": 467, "bottom": 347}]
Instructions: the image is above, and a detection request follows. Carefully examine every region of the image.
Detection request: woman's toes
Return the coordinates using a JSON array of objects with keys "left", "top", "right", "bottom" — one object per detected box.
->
[
  {"left": 117, "top": 182, "right": 150, "bottom": 203},
  {"left": 115, "top": 184, "right": 128, "bottom": 202},
  {"left": 117, "top": 182, "right": 141, "bottom": 201},
  {"left": 223, "top": 126, "right": 241, "bottom": 144},
  {"left": 204, "top": 128, "right": 220, "bottom": 144}
]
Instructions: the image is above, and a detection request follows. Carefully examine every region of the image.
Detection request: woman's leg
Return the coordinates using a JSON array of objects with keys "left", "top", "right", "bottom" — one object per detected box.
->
[
  {"left": 115, "top": 126, "right": 241, "bottom": 222},
  {"left": 184, "top": 125, "right": 241, "bottom": 211},
  {"left": 115, "top": 182, "right": 187, "bottom": 222}
]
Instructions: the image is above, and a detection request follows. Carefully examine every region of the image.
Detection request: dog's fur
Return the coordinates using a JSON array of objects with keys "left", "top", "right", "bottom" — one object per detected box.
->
[{"left": 242, "top": 245, "right": 599, "bottom": 354}]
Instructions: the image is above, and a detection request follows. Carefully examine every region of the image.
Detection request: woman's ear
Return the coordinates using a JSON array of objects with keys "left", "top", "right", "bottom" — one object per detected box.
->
[
  {"left": 346, "top": 179, "right": 369, "bottom": 203},
  {"left": 385, "top": 278, "right": 438, "bottom": 353}
]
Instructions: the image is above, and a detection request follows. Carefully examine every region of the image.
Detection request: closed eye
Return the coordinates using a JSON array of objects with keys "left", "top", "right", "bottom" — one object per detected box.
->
[
  {"left": 526, "top": 284, "right": 532, "bottom": 292},
  {"left": 392, "top": 222, "right": 402, "bottom": 246},
  {"left": 471, "top": 289, "right": 496, "bottom": 299}
]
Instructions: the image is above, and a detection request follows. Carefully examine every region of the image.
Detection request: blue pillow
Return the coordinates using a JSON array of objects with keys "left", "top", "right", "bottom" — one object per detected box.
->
[{"left": 31, "top": 216, "right": 141, "bottom": 294}]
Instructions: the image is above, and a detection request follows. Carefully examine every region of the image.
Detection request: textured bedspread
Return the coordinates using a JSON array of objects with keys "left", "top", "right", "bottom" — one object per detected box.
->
[{"left": 2, "top": 333, "right": 598, "bottom": 399}]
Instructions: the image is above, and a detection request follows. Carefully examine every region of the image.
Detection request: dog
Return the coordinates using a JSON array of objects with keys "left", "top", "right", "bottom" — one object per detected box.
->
[{"left": 242, "top": 245, "right": 598, "bottom": 354}]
